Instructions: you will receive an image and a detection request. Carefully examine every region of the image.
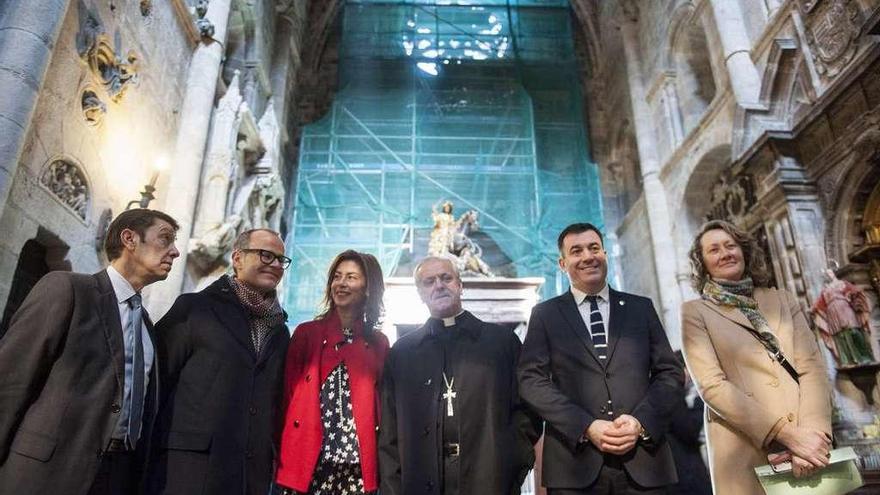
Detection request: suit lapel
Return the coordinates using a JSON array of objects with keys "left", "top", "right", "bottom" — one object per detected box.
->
[
  {"left": 211, "top": 299, "right": 256, "bottom": 357},
  {"left": 755, "top": 288, "right": 782, "bottom": 335},
  {"left": 95, "top": 271, "right": 126, "bottom": 393},
  {"left": 605, "top": 289, "right": 624, "bottom": 364},
  {"left": 700, "top": 299, "right": 755, "bottom": 330},
  {"left": 555, "top": 292, "right": 601, "bottom": 365}
]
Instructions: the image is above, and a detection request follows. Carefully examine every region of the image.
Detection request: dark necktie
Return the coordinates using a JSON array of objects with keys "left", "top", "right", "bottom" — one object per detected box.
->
[
  {"left": 127, "top": 293, "right": 145, "bottom": 449},
  {"left": 586, "top": 295, "right": 607, "bottom": 361}
]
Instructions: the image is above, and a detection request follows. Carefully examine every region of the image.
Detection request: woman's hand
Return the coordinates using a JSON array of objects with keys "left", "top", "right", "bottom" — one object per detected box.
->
[
  {"left": 792, "top": 454, "right": 819, "bottom": 478},
  {"left": 776, "top": 423, "right": 832, "bottom": 469}
]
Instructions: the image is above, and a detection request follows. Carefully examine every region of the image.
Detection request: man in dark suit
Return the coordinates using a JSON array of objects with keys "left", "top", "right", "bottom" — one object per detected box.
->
[
  {"left": 518, "top": 223, "right": 683, "bottom": 494},
  {"left": 0, "top": 208, "right": 181, "bottom": 495},
  {"left": 146, "top": 228, "right": 290, "bottom": 495}
]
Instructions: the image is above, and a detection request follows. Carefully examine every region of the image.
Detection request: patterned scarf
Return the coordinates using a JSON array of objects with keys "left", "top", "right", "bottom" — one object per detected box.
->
[
  {"left": 702, "top": 277, "right": 773, "bottom": 336},
  {"left": 229, "top": 276, "right": 285, "bottom": 354}
]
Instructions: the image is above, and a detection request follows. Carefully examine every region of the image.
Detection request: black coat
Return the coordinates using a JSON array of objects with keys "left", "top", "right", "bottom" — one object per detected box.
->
[
  {"left": 0, "top": 270, "right": 159, "bottom": 495},
  {"left": 668, "top": 395, "right": 712, "bottom": 495},
  {"left": 379, "top": 311, "right": 539, "bottom": 495},
  {"left": 146, "top": 276, "right": 289, "bottom": 495},
  {"left": 517, "top": 289, "right": 683, "bottom": 489}
]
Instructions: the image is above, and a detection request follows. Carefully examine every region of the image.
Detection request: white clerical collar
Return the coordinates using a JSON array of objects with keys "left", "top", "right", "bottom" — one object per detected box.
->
[
  {"left": 441, "top": 310, "right": 466, "bottom": 327},
  {"left": 571, "top": 283, "right": 609, "bottom": 305}
]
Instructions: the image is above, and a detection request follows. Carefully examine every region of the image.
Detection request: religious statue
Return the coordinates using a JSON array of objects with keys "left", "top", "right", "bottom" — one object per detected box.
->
[
  {"left": 812, "top": 268, "right": 876, "bottom": 367},
  {"left": 428, "top": 200, "right": 493, "bottom": 277}
]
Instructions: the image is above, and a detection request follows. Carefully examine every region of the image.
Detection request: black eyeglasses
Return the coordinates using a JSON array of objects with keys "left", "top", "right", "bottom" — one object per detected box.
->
[{"left": 240, "top": 249, "right": 292, "bottom": 269}]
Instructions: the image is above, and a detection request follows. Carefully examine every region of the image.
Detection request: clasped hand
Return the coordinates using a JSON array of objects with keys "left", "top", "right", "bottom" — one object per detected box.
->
[
  {"left": 585, "top": 414, "right": 641, "bottom": 455},
  {"left": 770, "top": 424, "right": 833, "bottom": 479}
]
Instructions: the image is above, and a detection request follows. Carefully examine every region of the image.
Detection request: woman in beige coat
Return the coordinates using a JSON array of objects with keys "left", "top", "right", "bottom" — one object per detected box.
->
[{"left": 681, "top": 220, "right": 833, "bottom": 495}]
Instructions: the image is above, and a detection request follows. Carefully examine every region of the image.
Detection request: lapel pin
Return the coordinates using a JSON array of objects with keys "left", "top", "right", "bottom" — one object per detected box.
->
[{"left": 619, "top": 300, "right": 625, "bottom": 306}]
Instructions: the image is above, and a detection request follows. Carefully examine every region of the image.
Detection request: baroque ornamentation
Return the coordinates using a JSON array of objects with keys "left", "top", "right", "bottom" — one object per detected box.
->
[
  {"left": 40, "top": 160, "right": 90, "bottom": 220},
  {"left": 82, "top": 34, "right": 139, "bottom": 102},
  {"left": 805, "top": 0, "right": 862, "bottom": 78},
  {"left": 706, "top": 173, "right": 757, "bottom": 225}
]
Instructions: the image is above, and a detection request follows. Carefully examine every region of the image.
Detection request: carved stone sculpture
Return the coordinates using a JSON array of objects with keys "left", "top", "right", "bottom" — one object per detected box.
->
[
  {"left": 82, "top": 34, "right": 139, "bottom": 102},
  {"left": 428, "top": 201, "right": 493, "bottom": 277},
  {"left": 805, "top": 0, "right": 862, "bottom": 78},
  {"left": 40, "top": 160, "right": 90, "bottom": 220}
]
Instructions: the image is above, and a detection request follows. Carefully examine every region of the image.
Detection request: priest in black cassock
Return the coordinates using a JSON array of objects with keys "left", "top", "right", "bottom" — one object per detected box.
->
[{"left": 379, "top": 256, "right": 540, "bottom": 495}]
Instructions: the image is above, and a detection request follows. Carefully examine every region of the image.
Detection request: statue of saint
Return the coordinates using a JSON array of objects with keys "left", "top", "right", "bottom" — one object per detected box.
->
[
  {"left": 427, "top": 200, "right": 493, "bottom": 277},
  {"left": 811, "top": 268, "right": 875, "bottom": 367}
]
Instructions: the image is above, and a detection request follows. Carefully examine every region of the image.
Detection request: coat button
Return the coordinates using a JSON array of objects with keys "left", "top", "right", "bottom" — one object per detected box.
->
[
  {"left": 322, "top": 339, "right": 327, "bottom": 347},
  {"left": 770, "top": 379, "right": 779, "bottom": 387},
  {"left": 375, "top": 425, "right": 380, "bottom": 432},
  {"left": 305, "top": 374, "right": 311, "bottom": 382},
  {"left": 605, "top": 372, "right": 611, "bottom": 379},
  {"left": 294, "top": 420, "right": 300, "bottom": 427},
  {"left": 111, "top": 403, "right": 121, "bottom": 413},
  {"left": 787, "top": 413, "right": 795, "bottom": 422},
  {"left": 424, "top": 378, "right": 432, "bottom": 386},
  {"left": 423, "top": 426, "right": 430, "bottom": 436},
  {"left": 249, "top": 406, "right": 257, "bottom": 415}
]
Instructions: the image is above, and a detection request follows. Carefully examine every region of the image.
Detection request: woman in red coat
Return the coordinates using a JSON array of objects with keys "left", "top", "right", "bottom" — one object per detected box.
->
[{"left": 276, "top": 250, "right": 389, "bottom": 494}]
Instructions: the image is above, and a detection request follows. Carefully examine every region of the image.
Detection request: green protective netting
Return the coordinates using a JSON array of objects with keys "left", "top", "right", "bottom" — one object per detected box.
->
[{"left": 283, "top": 0, "right": 604, "bottom": 325}]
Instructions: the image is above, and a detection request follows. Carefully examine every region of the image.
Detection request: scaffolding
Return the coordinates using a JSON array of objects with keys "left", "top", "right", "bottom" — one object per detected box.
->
[{"left": 283, "top": 0, "right": 604, "bottom": 324}]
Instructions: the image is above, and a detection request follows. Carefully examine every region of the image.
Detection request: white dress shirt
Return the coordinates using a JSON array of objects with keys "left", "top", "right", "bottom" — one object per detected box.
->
[{"left": 570, "top": 283, "right": 610, "bottom": 341}]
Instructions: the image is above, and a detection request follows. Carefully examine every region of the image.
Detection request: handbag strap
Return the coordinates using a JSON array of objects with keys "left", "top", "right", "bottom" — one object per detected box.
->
[{"left": 741, "top": 325, "right": 800, "bottom": 384}]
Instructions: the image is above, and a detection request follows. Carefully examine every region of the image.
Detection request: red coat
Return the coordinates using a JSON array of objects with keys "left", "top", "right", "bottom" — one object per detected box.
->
[{"left": 275, "top": 312, "right": 389, "bottom": 492}]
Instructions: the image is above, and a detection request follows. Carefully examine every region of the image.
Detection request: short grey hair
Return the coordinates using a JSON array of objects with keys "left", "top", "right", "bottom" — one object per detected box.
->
[
  {"left": 233, "top": 228, "right": 282, "bottom": 251},
  {"left": 413, "top": 255, "right": 460, "bottom": 283}
]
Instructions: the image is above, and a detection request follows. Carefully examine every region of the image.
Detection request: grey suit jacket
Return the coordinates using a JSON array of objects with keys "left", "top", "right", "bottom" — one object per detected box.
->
[{"left": 0, "top": 270, "right": 158, "bottom": 495}]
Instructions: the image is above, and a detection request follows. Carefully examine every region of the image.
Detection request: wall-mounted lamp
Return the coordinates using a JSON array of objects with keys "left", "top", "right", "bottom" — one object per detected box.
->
[{"left": 126, "top": 155, "right": 168, "bottom": 210}]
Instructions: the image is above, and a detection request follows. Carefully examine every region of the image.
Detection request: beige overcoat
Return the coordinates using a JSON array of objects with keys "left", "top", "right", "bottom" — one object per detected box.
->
[{"left": 681, "top": 287, "right": 832, "bottom": 495}]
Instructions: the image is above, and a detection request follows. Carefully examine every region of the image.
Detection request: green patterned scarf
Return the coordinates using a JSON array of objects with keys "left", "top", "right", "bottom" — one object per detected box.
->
[{"left": 702, "top": 277, "right": 773, "bottom": 336}]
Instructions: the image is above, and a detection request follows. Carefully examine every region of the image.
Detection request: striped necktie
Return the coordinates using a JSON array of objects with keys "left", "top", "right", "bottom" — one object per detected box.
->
[{"left": 585, "top": 295, "right": 607, "bottom": 361}]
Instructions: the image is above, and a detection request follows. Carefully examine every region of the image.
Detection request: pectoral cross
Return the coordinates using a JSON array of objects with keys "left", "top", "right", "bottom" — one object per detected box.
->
[{"left": 442, "top": 373, "right": 456, "bottom": 417}]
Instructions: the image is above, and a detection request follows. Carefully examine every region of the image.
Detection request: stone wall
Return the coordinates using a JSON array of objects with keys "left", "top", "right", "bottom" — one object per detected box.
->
[{"left": 0, "top": 0, "right": 194, "bottom": 315}]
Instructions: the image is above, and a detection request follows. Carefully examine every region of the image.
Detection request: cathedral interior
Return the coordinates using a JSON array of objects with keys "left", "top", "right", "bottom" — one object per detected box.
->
[{"left": 1, "top": 0, "right": 880, "bottom": 489}]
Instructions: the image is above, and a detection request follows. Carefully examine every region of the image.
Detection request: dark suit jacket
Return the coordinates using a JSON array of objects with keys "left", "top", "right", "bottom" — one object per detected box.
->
[
  {"left": 517, "top": 288, "right": 683, "bottom": 489},
  {"left": 146, "top": 275, "right": 289, "bottom": 495},
  {"left": 0, "top": 270, "right": 159, "bottom": 495}
]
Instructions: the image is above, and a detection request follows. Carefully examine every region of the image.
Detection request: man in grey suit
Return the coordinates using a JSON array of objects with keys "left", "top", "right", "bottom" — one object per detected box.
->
[{"left": 0, "top": 208, "right": 180, "bottom": 495}]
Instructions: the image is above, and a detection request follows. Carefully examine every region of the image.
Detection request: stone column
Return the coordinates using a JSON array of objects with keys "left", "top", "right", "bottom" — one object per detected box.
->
[
  {"left": 0, "top": 0, "right": 72, "bottom": 222},
  {"left": 708, "top": 0, "right": 763, "bottom": 108},
  {"left": 620, "top": 12, "right": 685, "bottom": 347},
  {"left": 146, "top": 0, "right": 233, "bottom": 317}
]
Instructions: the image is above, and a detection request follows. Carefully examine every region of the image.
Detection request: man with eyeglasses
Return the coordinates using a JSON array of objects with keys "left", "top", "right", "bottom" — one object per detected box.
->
[{"left": 146, "top": 229, "right": 291, "bottom": 495}]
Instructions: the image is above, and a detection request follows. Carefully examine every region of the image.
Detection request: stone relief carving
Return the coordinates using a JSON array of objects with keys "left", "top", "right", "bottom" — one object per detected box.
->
[
  {"left": 805, "top": 0, "right": 862, "bottom": 78},
  {"left": 82, "top": 34, "right": 139, "bottom": 102},
  {"left": 195, "top": 0, "right": 215, "bottom": 39},
  {"left": 40, "top": 160, "right": 90, "bottom": 220},
  {"left": 81, "top": 89, "right": 106, "bottom": 126},
  {"left": 140, "top": 0, "right": 152, "bottom": 16},
  {"left": 706, "top": 173, "right": 757, "bottom": 225}
]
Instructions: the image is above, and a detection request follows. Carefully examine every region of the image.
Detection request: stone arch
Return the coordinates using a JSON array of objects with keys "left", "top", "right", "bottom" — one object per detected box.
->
[
  {"left": 827, "top": 148, "right": 880, "bottom": 267},
  {"left": 667, "top": 3, "right": 717, "bottom": 135},
  {"left": 677, "top": 144, "right": 732, "bottom": 296}
]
